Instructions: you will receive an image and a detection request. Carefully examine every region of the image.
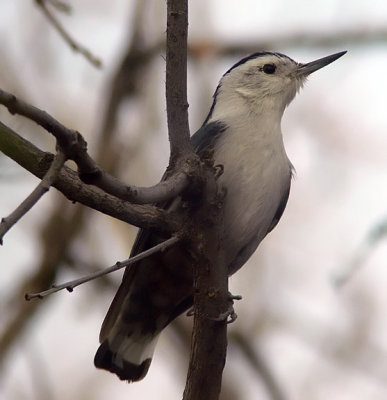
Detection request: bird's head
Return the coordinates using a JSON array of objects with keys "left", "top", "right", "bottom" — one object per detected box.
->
[{"left": 209, "top": 51, "right": 346, "bottom": 121}]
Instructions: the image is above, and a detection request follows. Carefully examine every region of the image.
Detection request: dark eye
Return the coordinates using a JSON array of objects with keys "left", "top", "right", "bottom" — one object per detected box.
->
[{"left": 262, "top": 64, "right": 276, "bottom": 74}]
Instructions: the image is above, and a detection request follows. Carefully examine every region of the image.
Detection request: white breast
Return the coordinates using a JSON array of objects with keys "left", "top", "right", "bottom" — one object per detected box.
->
[{"left": 213, "top": 118, "right": 291, "bottom": 264}]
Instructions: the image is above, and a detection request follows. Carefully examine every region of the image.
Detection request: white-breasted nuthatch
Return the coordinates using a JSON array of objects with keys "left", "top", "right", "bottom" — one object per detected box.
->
[{"left": 94, "top": 50, "right": 347, "bottom": 382}]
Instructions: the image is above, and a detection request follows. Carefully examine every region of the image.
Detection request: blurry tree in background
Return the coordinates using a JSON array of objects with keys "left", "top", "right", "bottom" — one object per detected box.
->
[{"left": 1, "top": 1, "right": 387, "bottom": 399}]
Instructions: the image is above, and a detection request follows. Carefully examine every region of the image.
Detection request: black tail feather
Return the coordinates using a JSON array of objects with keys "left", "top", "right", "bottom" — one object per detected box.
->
[{"left": 94, "top": 340, "right": 152, "bottom": 382}]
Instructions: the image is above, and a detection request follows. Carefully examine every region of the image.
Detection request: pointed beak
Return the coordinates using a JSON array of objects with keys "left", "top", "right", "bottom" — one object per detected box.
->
[{"left": 297, "top": 51, "right": 347, "bottom": 77}]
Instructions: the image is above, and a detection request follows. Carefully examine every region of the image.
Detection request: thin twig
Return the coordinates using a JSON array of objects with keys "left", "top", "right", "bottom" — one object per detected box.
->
[
  {"left": 0, "top": 148, "right": 67, "bottom": 244},
  {"left": 25, "top": 235, "right": 180, "bottom": 300},
  {"left": 35, "top": 0, "right": 102, "bottom": 68}
]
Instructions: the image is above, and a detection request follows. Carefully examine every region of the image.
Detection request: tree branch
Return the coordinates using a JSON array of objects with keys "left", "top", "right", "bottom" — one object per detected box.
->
[
  {"left": 0, "top": 88, "right": 189, "bottom": 205},
  {"left": 166, "top": 0, "right": 193, "bottom": 160},
  {"left": 0, "top": 122, "right": 180, "bottom": 233},
  {"left": 25, "top": 235, "right": 180, "bottom": 300},
  {"left": 0, "top": 7, "right": 157, "bottom": 368},
  {"left": 35, "top": 0, "right": 102, "bottom": 68},
  {"left": 165, "top": 2, "right": 229, "bottom": 399},
  {"left": 0, "top": 147, "right": 67, "bottom": 244},
  {"left": 86, "top": 168, "right": 189, "bottom": 205},
  {"left": 183, "top": 167, "right": 229, "bottom": 400}
]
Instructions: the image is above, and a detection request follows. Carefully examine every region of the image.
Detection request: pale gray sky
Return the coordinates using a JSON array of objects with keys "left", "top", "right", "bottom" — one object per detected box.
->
[{"left": 1, "top": 1, "right": 387, "bottom": 399}]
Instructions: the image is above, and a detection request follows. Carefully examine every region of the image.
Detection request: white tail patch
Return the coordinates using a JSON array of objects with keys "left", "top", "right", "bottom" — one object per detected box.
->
[{"left": 109, "top": 333, "right": 159, "bottom": 368}]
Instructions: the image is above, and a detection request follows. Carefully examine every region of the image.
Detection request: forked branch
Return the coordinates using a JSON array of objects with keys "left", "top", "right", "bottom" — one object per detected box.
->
[
  {"left": 0, "top": 89, "right": 189, "bottom": 205},
  {"left": 0, "top": 122, "right": 180, "bottom": 233}
]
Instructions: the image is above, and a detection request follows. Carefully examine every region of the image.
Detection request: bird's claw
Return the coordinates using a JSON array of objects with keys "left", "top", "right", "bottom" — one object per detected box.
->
[
  {"left": 228, "top": 293, "right": 242, "bottom": 301},
  {"left": 212, "top": 305, "right": 238, "bottom": 324},
  {"left": 187, "top": 293, "right": 242, "bottom": 322},
  {"left": 212, "top": 292, "right": 242, "bottom": 324},
  {"left": 214, "top": 164, "right": 224, "bottom": 179}
]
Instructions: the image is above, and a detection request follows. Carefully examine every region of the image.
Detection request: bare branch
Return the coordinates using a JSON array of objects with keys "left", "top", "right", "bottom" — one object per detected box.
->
[
  {"left": 0, "top": 88, "right": 190, "bottom": 204},
  {"left": 0, "top": 10, "right": 156, "bottom": 367},
  {"left": 164, "top": 2, "right": 229, "bottom": 399},
  {"left": 35, "top": 0, "right": 102, "bottom": 68},
  {"left": 0, "top": 87, "right": 98, "bottom": 171},
  {"left": 182, "top": 168, "right": 229, "bottom": 400},
  {"left": 0, "top": 122, "right": 181, "bottom": 233},
  {"left": 93, "top": 169, "right": 189, "bottom": 205},
  {"left": 25, "top": 235, "right": 180, "bottom": 300},
  {"left": 166, "top": 0, "right": 193, "bottom": 160},
  {"left": 0, "top": 147, "right": 66, "bottom": 244}
]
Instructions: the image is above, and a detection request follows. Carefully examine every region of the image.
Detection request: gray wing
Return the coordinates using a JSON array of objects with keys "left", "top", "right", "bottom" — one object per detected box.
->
[{"left": 190, "top": 120, "right": 227, "bottom": 154}]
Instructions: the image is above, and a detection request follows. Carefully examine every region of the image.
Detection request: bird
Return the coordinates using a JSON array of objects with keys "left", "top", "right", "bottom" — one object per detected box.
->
[{"left": 94, "top": 50, "right": 346, "bottom": 382}]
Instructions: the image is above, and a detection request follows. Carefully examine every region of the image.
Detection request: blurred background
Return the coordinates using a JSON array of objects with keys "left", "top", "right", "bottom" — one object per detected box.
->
[{"left": 1, "top": 1, "right": 387, "bottom": 399}]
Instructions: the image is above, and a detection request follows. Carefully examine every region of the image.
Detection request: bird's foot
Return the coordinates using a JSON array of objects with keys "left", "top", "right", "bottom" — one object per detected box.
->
[
  {"left": 187, "top": 293, "right": 242, "bottom": 323},
  {"left": 214, "top": 164, "right": 224, "bottom": 179},
  {"left": 213, "top": 305, "right": 238, "bottom": 324},
  {"left": 228, "top": 293, "right": 242, "bottom": 301},
  {"left": 212, "top": 292, "right": 242, "bottom": 324}
]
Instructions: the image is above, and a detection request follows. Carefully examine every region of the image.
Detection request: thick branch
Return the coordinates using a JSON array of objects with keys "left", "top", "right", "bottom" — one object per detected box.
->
[
  {"left": 165, "top": 1, "right": 229, "bottom": 398},
  {"left": 25, "top": 235, "right": 180, "bottom": 299},
  {"left": 183, "top": 167, "right": 229, "bottom": 400},
  {"left": 0, "top": 88, "right": 189, "bottom": 204},
  {"left": 0, "top": 147, "right": 66, "bottom": 244},
  {"left": 183, "top": 249, "right": 229, "bottom": 400},
  {"left": 0, "top": 122, "right": 180, "bottom": 233}
]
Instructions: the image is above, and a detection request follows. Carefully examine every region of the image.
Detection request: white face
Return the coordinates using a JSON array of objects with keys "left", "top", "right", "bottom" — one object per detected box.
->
[{"left": 220, "top": 54, "right": 305, "bottom": 112}]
